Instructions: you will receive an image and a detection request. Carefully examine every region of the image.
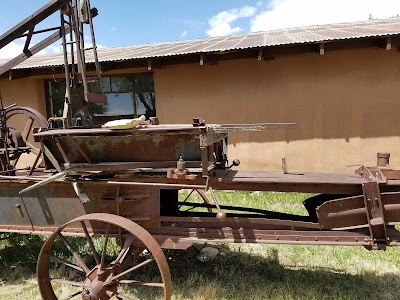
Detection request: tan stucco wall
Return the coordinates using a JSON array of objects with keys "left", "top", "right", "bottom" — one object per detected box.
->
[
  {"left": 0, "top": 48, "right": 399, "bottom": 173},
  {"left": 0, "top": 77, "right": 46, "bottom": 167},
  {"left": 0, "top": 77, "right": 45, "bottom": 111},
  {"left": 0, "top": 77, "right": 46, "bottom": 129},
  {"left": 154, "top": 48, "right": 400, "bottom": 173}
]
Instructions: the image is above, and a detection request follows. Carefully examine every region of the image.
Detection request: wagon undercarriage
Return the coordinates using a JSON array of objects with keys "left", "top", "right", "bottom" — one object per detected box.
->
[{"left": 1, "top": 0, "right": 400, "bottom": 299}]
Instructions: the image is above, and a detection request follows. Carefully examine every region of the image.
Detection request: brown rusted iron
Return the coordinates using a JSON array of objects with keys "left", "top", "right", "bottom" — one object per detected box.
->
[
  {"left": 166, "top": 156, "right": 197, "bottom": 180},
  {"left": 37, "top": 213, "right": 172, "bottom": 300},
  {"left": 377, "top": 152, "right": 390, "bottom": 167},
  {"left": 2, "top": 110, "right": 400, "bottom": 298},
  {"left": 150, "top": 117, "right": 160, "bottom": 125},
  {"left": 3, "top": 2, "right": 400, "bottom": 299}
]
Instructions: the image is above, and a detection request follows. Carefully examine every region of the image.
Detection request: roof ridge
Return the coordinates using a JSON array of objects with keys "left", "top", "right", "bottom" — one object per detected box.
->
[{"left": 1, "top": 17, "right": 400, "bottom": 69}]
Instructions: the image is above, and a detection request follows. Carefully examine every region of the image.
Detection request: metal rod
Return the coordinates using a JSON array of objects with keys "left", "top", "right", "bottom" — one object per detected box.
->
[{"left": 83, "top": 180, "right": 207, "bottom": 190}]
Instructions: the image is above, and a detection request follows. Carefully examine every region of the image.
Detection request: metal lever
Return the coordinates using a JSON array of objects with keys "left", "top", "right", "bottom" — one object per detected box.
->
[
  {"left": 208, "top": 187, "right": 226, "bottom": 220},
  {"left": 228, "top": 159, "right": 240, "bottom": 169}
]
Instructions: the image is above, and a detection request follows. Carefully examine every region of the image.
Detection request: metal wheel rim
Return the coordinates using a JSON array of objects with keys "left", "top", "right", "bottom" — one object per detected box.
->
[
  {"left": 5, "top": 106, "right": 47, "bottom": 155},
  {"left": 5, "top": 106, "right": 47, "bottom": 127},
  {"left": 37, "top": 213, "right": 172, "bottom": 300}
]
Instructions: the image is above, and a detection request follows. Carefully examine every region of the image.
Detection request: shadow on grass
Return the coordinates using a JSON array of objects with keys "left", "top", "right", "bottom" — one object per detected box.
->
[
  {"left": 0, "top": 237, "right": 399, "bottom": 300},
  {"left": 160, "top": 246, "right": 400, "bottom": 300},
  {"left": 0, "top": 235, "right": 43, "bottom": 281}
]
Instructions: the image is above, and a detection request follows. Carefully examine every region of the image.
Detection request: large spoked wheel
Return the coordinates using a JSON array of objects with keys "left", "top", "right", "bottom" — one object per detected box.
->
[
  {"left": 37, "top": 213, "right": 172, "bottom": 300},
  {"left": 5, "top": 106, "right": 47, "bottom": 155}
]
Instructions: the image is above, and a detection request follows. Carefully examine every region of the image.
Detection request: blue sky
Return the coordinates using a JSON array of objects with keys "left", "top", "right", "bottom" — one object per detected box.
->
[{"left": 1, "top": 0, "right": 400, "bottom": 58}]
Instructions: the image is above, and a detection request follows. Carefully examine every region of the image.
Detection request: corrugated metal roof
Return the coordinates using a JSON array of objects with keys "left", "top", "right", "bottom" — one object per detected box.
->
[{"left": 1, "top": 18, "right": 399, "bottom": 70}]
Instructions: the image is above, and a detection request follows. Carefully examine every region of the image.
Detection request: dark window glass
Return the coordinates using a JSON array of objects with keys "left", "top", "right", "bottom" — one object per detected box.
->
[
  {"left": 105, "top": 93, "right": 135, "bottom": 115},
  {"left": 135, "top": 92, "right": 156, "bottom": 118},
  {"left": 135, "top": 73, "right": 154, "bottom": 92},
  {"left": 46, "top": 73, "right": 156, "bottom": 120},
  {"left": 88, "top": 77, "right": 111, "bottom": 93},
  {"left": 111, "top": 76, "right": 133, "bottom": 93},
  {"left": 49, "top": 80, "right": 66, "bottom": 98}
]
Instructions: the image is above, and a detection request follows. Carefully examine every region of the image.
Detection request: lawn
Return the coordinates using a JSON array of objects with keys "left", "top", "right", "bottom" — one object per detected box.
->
[{"left": 0, "top": 191, "right": 399, "bottom": 300}]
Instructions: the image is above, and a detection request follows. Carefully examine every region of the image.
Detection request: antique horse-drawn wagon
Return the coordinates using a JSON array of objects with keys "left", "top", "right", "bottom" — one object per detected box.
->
[{"left": 1, "top": 1, "right": 400, "bottom": 299}]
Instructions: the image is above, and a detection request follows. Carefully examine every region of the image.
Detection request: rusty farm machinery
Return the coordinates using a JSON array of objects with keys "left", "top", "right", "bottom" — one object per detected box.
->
[{"left": 1, "top": 1, "right": 400, "bottom": 299}]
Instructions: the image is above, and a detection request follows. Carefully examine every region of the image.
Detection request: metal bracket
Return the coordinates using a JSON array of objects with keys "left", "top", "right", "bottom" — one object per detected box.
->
[
  {"left": 72, "top": 182, "right": 90, "bottom": 203},
  {"left": 355, "top": 166, "right": 387, "bottom": 183},
  {"left": 362, "top": 181, "right": 387, "bottom": 249}
]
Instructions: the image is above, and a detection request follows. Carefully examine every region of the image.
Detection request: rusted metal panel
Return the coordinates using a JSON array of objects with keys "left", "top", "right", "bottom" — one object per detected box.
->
[
  {"left": 42, "top": 131, "right": 201, "bottom": 163},
  {"left": 151, "top": 227, "right": 381, "bottom": 247},
  {"left": 0, "top": 181, "right": 162, "bottom": 230}
]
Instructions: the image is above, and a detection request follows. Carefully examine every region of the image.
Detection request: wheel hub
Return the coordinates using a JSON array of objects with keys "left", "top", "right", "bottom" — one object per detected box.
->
[{"left": 82, "top": 267, "right": 115, "bottom": 300}]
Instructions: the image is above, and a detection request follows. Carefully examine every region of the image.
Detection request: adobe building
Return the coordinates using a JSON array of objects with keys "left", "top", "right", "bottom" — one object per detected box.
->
[{"left": 1, "top": 18, "right": 400, "bottom": 173}]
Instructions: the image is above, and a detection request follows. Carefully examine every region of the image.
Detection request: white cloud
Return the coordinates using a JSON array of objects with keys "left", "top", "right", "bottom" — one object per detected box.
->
[
  {"left": 46, "top": 44, "right": 62, "bottom": 54},
  {"left": 206, "top": 6, "right": 257, "bottom": 37},
  {"left": 180, "top": 30, "right": 188, "bottom": 38},
  {"left": 251, "top": 0, "right": 400, "bottom": 32},
  {"left": 0, "top": 40, "right": 24, "bottom": 59},
  {"left": 0, "top": 39, "right": 68, "bottom": 59},
  {"left": 108, "top": 26, "right": 116, "bottom": 32}
]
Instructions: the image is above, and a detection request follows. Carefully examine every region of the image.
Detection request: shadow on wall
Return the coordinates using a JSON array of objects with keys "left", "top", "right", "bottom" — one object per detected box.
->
[{"left": 213, "top": 94, "right": 400, "bottom": 146}]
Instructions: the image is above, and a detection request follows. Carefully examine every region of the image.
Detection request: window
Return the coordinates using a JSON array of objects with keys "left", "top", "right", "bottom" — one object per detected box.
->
[{"left": 46, "top": 73, "right": 156, "bottom": 120}]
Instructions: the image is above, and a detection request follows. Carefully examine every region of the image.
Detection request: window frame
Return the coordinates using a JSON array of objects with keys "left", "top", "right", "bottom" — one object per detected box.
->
[{"left": 45, "top": 72, "right": 156, "bottom": 119}]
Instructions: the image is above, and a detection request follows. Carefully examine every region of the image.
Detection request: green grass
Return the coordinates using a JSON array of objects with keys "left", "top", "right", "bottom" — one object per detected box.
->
[{"left": 0, "top": 191, "right": 400, "bottom": 299}]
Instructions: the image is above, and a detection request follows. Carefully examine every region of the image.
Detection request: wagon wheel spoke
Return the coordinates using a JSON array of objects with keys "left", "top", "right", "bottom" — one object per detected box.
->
[
  {"left": 112, "top": 234, "right": 135, "bottom": 270},
  {"left": 22, "top": 117, "right": 34, "bottom": 141},
  {"left": 5, "top": 106, "right": 46, "bottom": 171},
  {"left": 119, "top": 280, "right": 165, "bottom": 287},
  {"left": 26, "top": 141, "right": 40, "bottom": 155},
  {"left": 58, "top": 232, "right": 90, "bottom": 274},
  {"left": 50, "top": 278, "right": 84, "bottom": 287},
  {"left": 108, "top": 258, "right": 155, "bottom": 284},
  {"left": 100, "top": 223, "right": 110, "bottom": 270},
  {"left": 49, "top": 254, "right": 84, "bottom": 273},
  {"left": 80, "top": 220, "right": 100, "bottom": 265},
  {"left": 62, "top": 290, "right": 82, "bottom": 300}
]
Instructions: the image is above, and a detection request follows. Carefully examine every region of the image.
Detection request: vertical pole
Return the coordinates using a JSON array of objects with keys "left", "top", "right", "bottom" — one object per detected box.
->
[{"left": 60, "top": 11, "right": 72, "bottom": 127}]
